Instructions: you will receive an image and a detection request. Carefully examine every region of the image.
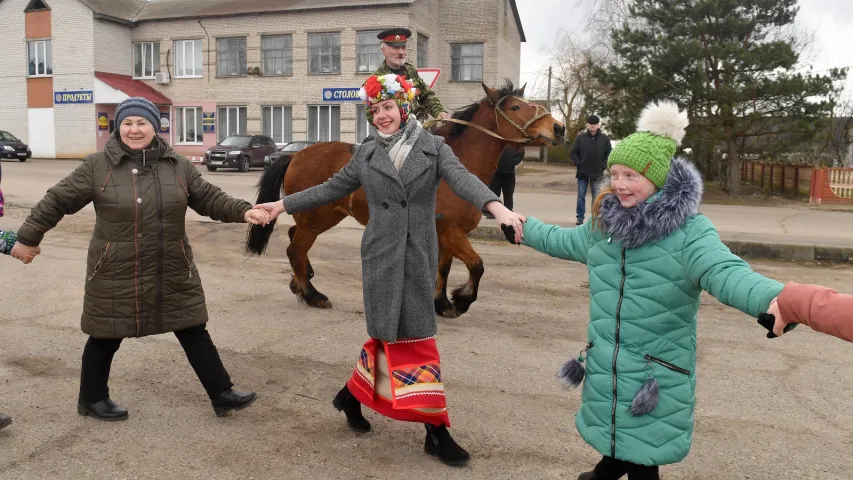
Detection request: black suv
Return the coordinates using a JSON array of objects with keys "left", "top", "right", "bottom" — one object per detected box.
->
[
  {"left": 0, "top": 131, "right": 32, "bottom": 161},
  {"left": 263, "top": 141, "right": 317, "bottom": 170},
  {"left": 204, "top": 135, "right": 278, "bottom": 172}
]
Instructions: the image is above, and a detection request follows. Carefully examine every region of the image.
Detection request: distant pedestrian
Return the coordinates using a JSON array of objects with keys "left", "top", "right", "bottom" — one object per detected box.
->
[
  {"left": 484, "top": 145, "right": 525, "bottom": 218},
  {"left": 569, "top": 114, "right": 611, "bottom": 225}
]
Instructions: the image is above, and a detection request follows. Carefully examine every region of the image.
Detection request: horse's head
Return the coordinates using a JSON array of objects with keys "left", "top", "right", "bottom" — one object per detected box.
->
[{"left": 481, "top": 82, "right": 566, "bottom": 146}]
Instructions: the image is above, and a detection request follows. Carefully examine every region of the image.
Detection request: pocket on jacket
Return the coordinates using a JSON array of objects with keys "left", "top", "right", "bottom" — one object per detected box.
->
[
  {"left": 180, "top": 239, "right": 194, "bottom": 279},
  {"left": 88, "top": 241, "right": 111, "bottom": 281},
  {"left": 644, "top": 354, "right": 691, "bottom": 375}
]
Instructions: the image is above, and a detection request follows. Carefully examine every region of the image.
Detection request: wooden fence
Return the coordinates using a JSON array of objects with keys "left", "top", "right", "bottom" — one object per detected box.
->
[{"left": 739, "top": 161, "right": 813, "bottom": 197}]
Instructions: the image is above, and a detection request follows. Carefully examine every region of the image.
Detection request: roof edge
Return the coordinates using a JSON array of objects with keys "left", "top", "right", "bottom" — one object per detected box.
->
[
  {"left": 133, "top": 1, "right": 415, "bottom": 22},
  {"left": 508, "top": 0, "right": 525, "bottom": 42}
]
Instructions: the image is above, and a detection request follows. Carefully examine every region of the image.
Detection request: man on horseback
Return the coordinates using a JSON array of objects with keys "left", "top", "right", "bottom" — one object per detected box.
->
[{"left": 373, "top": 28, "right": 451, "bottom": 121}]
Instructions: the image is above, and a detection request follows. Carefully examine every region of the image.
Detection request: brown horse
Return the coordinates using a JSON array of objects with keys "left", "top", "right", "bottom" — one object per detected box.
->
[{"left": 246, "top": 82, "right": 565, "bottom": 317}]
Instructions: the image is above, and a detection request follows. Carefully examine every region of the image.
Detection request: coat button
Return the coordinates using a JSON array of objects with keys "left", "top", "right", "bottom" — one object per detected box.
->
[
  {"left": 132, "top": 168, "right": 138, "bottom": 174},
  {"left": 382, "top": 201, "right": 389, "bottom": 209},
  {"left": 137, "top": 198, "right": 142, "bottom": 204},
  {"left": 400, "top": 200, "right": 407, "bottom": 207},
  {"left": 137, "top": 233, "right": 143, "bottom": 238}
]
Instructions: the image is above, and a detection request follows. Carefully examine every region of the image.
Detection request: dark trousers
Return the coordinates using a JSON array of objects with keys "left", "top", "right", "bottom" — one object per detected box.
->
[
  {"left": 489, "top": 172, "right": 517, "bottom": 211},
  {"left": 576, "top": 176, "right": 602, "bottom": 222},
  {"left": 593, "top": 456, "right": 660, "bottom": 480},
  {"left": 79, "top": 324, "right": 233, "bottom": 403}
]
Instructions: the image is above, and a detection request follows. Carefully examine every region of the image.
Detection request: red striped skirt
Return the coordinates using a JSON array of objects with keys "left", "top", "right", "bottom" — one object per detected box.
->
[{"left": 347, "top": 336, "right": 450, "bottom": 427}]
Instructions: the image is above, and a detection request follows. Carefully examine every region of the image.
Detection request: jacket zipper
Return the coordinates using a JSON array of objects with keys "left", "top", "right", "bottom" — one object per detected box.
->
[
  {"left": 153, "top": 162, "right": 165, "bottom": 334},
  {"left": 645, "top": 354, "right": 691, "bottom": 375},
  {"left": 611, "top": 248, "right": 626, "bottom": 458},
  {"left": 180, "top": 239, "right": 193, "bottom": 279},
  {"left": 87, "top": 241, "right": 111, "bottom": 281}
]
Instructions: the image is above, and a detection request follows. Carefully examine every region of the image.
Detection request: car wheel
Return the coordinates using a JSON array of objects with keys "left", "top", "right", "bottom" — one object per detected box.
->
[
  {"left": 238, "top": 156, "right": 250, "bottom": 172},
  {"left": 206, "top": 165, "right": 218, "bottom": 172}
]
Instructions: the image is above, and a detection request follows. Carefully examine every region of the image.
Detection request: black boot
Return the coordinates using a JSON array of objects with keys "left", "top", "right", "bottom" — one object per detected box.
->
[
  {"left": 0, "top": 412, "right": 11, "bottom": 431},
  {"left": 424, "top": 424, "right": 470, "bottom": 466},
  {"left": 332, "top": 385, "right": 371, "bottom": 433},
  {"left": 77, "top": 398, "right": 129, "bottom": 421},
  {"left": 211, "top": 389, "right": 257, "bottom": 417},
  {"left": 577, "top": 472, "right": 597, "bottom": 480}
]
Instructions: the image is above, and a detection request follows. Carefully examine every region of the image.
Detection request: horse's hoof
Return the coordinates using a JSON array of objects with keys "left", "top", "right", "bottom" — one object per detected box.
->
[
  {"left": 306, "top": 292, "right": 333, "bottom": 309},
  {"left": 451, "top": 288, "right": 476, "bottom": 316},
  {"left": 434, "top": 297, "right": 459, "bottom": 319}
]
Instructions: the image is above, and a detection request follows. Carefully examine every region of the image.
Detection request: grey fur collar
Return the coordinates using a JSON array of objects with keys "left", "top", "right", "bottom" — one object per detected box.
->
[{"left": 596, "top": 157, "right": 703, "bottom": 249}]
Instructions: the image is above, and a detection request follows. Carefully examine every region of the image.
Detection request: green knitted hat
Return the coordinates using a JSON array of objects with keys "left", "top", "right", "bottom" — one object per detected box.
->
[{"left": 607, "top": 100, "right": 689, "bottom": 188}]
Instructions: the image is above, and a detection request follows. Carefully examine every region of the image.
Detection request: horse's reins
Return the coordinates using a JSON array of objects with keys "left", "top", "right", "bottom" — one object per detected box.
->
[{"left": 423, "top": 95, "right": 552, "bottom": 145}]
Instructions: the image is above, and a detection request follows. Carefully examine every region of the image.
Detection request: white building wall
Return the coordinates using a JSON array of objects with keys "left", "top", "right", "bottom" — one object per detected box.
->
[{"left": 94, "top": 18, "right": 133, "bottom": 75}]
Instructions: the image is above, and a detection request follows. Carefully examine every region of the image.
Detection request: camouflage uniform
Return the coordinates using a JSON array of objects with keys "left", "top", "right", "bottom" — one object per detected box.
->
[{"left": 373, "top": 62, "right": 446, "bottom": 119}]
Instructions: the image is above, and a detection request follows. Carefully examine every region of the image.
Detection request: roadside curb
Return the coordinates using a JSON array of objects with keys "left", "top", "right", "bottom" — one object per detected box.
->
[{"left": 467, "top": 225, "right": 853, "bottom": 264}]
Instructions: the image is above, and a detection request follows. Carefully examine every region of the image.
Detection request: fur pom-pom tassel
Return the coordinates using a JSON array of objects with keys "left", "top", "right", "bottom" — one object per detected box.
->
[
  {"left": 629, "top": 377, "right": 660, "bottom": 416},
  {"left": 636, "top": 100, "right": 689, "bottom": 146},
  {"left": 558, "top": 357, "right": 586, "bottom": 388}
]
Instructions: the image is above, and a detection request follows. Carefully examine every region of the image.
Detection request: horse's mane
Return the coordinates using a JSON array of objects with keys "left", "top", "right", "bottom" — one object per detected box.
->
[{"left": 443, "top": 80, "right": 523, "bottom": 138}]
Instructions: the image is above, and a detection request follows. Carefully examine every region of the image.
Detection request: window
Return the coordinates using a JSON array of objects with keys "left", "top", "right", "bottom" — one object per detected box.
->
[
  {"left": 261, "top": 35, "right": 293, "bottom": 76},
  {"left": 308, "top": 33, "right": 341, "bottom": 74},
  {"left": 217, "top": 106, "right": 247, "bottom": 141},
  {"left": 217, "top": 37, "right": 247, "bottom": 77},
  {"left": 417, "top": 34, "right": 428, "bottom": 68},
  {"left": 262, "top": 106, "right": 293, "bottom": 144},
  {"left": 356, "top": 105, "right": 377, "bottom": 142},
  {"left": 133, "top": 42, "right": 160, "bottom": 79},
  {"left": 356, "top": 30, "right": 382, "bottom": 73},
  {"left": 176, "top": 107, "right": 203, "bottom": 144},
  {"left": 451, "top": 43, "right": 484, "bottom": 81},
  {"left": 308, "top": 105, "right": 340, "bottom": 142},
  {"left": 175, "top": 39, "right": 202, "bottom": 78},
  {"left": 24, "top": 0, "right": 50, "bottom": 12},
  {"left": 27, "top": 40, "right": 52, "bottom": 76}
]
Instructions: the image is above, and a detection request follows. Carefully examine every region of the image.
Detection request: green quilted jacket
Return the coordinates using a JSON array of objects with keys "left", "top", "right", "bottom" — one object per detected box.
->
[{"left": 522, "top": 158, "right": 783, "bottom": 466}]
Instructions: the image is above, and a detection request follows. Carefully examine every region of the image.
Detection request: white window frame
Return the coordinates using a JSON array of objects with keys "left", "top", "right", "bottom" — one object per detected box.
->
[
  {"left": 307, "top": 105, "right": 341, "bottom": 142},
  {"left": 175, "top": 106, "right": 204, "bottom": 145},
  {"left": 308, "top": 33, "right": 342, "bottom": 75},
  {"left": 27, "top": 39, "right": 52, "bottom": 77},
  {"left": 417, "top": 34, "right": 429, "bottom": 69},
  {"left": 451, "top": 43, "right": 485, "bottom": 82},
  {"left": 133, "top": 42, "right": 160, "bottom": 79},
  {"left": 217, "top": 106, "right": 247, "bottom": 142},
  {"left": 355, "top": 105, "right": 377, "bottom": 142},
  {"left": 175, "top": 39, "right": 203, "bottom": 78},
  {"left": 262, "top": 106, "right": 293, "bottom": 144},
  {"left": 356, "top": 30, "right": 383, "bottom": 73}
]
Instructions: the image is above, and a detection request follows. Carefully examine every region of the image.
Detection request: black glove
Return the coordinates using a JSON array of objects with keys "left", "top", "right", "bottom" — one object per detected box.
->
[
  {"left": 500, "top": 223, "right": 519, "bottom": 245},
  {"left": 756, "top": 313, "right": 797, "bottom": 339}
]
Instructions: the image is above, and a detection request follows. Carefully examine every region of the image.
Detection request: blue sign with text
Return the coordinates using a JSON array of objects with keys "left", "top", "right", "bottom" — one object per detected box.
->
[
  {"left": 54, "top": 91, "right": 94, "bottom": 104},
  {"left": 322, "top": 88, "right": 362, "bottom": 102}
]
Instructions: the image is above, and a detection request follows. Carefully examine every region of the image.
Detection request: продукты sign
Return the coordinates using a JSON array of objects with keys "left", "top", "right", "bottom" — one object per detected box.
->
[{"left": 54, "top": 91, "right": 94, "bottom": 104}]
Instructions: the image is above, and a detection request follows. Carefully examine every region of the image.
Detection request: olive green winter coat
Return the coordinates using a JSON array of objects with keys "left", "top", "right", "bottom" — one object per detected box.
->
[{"left": 16, "top": 133, "right": 252, "bottom": 339}]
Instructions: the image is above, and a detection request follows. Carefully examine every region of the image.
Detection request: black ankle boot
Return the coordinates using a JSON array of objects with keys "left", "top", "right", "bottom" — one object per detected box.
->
[
  {"left": 332, "top": 385, "right": 371, "bottom": 433},
  {"left": 424, "top": 424, "right": 470, "bottom": 466},
  {"left": 0, "top": 412, "right": 11, "bottom": 431},
  {"left": 211, "top": 389, "right": 257, "bottom": 417},
  {"left": 77, "top": 398, "right": 129, "bottom": 421}
]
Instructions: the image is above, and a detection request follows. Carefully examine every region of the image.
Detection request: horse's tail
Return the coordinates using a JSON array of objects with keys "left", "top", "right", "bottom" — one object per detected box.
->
[{"left": 246, "top": 156, "right": 291, "bottom": 256}]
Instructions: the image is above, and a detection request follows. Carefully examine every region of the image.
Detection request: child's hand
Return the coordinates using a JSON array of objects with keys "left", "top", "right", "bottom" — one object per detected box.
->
[
  {"left": 11, "top": 243, "right": 40, "bottom": 264},
  {"left": 757, "top": 298, "right": 796, "bottom": 338}
]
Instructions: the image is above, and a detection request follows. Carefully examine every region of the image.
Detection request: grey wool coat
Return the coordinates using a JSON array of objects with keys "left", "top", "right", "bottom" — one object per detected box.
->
[{"left": 283, "top": 131, "right": 499, "bottom": 342}]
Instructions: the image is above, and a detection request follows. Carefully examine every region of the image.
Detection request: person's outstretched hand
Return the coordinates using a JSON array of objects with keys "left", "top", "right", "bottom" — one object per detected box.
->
[
  {"left": 11, "top": 243, "right": 40, "bottom": 264},
  {"left": 244, "top": 208, "right": 271, "bottom": 226},
  {"left": 253, "top": 201, "right": 287, "bottom": 223},
  {"left": 757, "top": 298, "right": 796, "bottom": 338}
]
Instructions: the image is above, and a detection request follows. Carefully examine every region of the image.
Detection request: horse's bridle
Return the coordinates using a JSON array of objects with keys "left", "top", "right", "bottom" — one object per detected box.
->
[{"left": 423, "top": 95, "right": 552, "bottom": 145}]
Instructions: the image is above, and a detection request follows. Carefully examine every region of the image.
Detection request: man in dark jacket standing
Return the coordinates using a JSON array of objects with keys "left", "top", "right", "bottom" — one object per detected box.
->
[
  {"left": 570, "top": 115, "right": 612, "bottom": 225},
  {"left": 484, "top": 145, "right": 525, "bottom": 218}
]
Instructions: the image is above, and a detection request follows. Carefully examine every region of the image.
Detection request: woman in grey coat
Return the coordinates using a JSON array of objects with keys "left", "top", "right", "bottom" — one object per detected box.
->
[{"left": 254, "top": 73, "right": 524, "bottom": 466}]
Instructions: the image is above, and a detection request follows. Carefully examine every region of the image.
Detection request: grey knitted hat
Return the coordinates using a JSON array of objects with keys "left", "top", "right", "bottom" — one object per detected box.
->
[{"left": 116, "top": 97, "right": 161, "bottom": 131}]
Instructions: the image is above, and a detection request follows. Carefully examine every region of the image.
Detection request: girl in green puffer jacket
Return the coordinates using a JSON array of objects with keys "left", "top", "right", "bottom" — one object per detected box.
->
[{"left": 514, "top": 101, "right": 818, "bottom": 480}]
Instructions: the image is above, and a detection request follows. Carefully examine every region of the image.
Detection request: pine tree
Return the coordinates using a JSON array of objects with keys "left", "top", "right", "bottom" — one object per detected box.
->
[{"left": 589, "top": 0, "right": 846, "bottom": 193}]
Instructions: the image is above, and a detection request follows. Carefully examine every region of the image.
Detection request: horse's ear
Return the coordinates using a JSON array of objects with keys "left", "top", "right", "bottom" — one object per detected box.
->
[
  {"left": 481, "top": 83, "right": 501, "bottom": 104},
  {"left": 519, "top": 82, "right": 527, "bottom": 96}
]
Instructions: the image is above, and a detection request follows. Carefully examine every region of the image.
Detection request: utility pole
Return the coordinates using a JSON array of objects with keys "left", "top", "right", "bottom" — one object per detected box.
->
[{"left": 540, "top": 65, "right": 552, "bottom": 163}]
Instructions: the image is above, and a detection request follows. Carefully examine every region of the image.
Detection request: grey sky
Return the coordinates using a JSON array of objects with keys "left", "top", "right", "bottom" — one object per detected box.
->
[{"left": 516, "top": 0, "right": 853, "bottom": 99}]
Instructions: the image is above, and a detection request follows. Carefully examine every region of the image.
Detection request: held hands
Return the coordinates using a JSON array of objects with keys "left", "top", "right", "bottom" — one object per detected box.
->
[
  {"left": 756, "top": 297, "right": 797, "bottom": 338},
  {"left": 10, "top": 243, "right": 40, "bottom": 264},
  {"left": 486, "top": 202, "right": 525, "bottom": 245},
  {"left": 244, "top": 208, "right": 271, "bottom": 226},
  {"left": 251, "top": 201, "right": 287, "bottom": 224},
  {"left": 438, "top": 112, "right": 452, "bottom": 121}
]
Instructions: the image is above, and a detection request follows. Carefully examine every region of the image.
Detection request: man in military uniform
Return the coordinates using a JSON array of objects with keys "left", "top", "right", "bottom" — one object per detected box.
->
[{"left": 373, "top": 28, "right": 451, "bottom": 121}]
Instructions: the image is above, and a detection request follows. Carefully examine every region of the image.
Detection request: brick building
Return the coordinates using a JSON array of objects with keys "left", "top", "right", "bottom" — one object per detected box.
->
[{"left": 0, "top": 0, "right": 525, "bottom": 160}]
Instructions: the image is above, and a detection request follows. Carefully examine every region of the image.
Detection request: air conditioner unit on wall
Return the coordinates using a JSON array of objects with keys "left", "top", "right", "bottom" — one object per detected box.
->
[{"left": 155, "top": 71, "right": 170, "bottom": 84}]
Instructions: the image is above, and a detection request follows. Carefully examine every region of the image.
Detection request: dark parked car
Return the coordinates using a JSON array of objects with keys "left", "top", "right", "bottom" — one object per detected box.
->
[
  {"left": 203, "top": 135, "right": 278, "bottom": 172},
  {"left": 0, "top": 131, "right": 32, "bottom": 161},
  {"left": 263, "top": 141, "right": 317, "bottom": 170}
]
